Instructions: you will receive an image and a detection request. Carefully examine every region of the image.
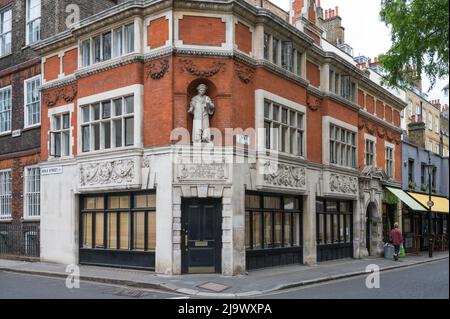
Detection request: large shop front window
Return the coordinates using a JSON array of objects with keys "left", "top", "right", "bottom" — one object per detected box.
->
[
  {"left": 0, "top": 170, "right": 11, "bottom": 220},
  {"left": 0, "top": 86, "right": 11, "bottom": 133},
  {"left": 316, "top": 199, "right": 353, "bottom": 245},
  {"left": 24, "top": 167, "right": 40, "bottom": 219},
  {"left": 264, "top": 100, "right": 304, "bottom": 156},
  {"left": 330, "top": 124, "right": 356, "bottom": 168},
  {"left": 81, "top": 192, "right": 156, "bottom": 252},
  {"left": 245, "top": 194, "right": 302, "bottom": 250},
  {"left": 81, "top": 95, "right": 134, "bottom": 152}
]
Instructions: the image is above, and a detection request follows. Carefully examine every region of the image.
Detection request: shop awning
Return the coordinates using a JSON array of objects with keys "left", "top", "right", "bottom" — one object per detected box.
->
[
  {"left": 406, "top": 192, "right": 449, "bottom": 214},
  {"left": 385, "top": 187, "right": 427, "bottom": 212}
]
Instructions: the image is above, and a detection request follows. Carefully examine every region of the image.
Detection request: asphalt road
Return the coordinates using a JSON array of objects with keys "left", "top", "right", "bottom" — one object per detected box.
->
[
  {"left": 255, "top": 259, "right": 449, "bottom": 299},
  {"left": 0, "top": 271, "right": 184, "bottom": 299},
  {"left": 0, "top": 259, "right": 448, "bottom": 299}
]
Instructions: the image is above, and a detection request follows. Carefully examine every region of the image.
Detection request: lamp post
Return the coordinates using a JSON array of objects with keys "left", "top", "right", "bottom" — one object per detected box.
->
[{"left": 425, "top": 152, "right": 435, "bottom": 258}]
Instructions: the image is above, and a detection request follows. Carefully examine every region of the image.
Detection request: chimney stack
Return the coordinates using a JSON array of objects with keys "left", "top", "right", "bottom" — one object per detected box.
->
[{"left": 318, "top": 0, "right": 321, "bottom": 8}]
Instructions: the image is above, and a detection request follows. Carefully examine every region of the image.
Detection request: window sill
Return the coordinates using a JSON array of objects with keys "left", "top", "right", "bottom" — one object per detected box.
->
[
  {"left": 22, "top": 217, "right": 40, "bottom": 222},
  {"left": 78, "top": 145, "right": 139, "bottom": 158},
  {"left": 0, "top": 131, "right": 12, "bottom": 137},
  {"left": 0, "top": 218, "right": 13, "bottom": 223},
  {"left": 23, "top": 124, "right": 41, "bottom": 131}
]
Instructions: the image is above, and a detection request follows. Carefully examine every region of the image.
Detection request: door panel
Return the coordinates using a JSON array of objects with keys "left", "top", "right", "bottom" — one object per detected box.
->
[{"left": 182, "top": 199, "right": 222, "bottom": 274}]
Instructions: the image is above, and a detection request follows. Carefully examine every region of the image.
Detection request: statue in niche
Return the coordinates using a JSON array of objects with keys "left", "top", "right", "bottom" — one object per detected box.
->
[{"left": 188, "top": 84, "right": 215, "bottom": 143}]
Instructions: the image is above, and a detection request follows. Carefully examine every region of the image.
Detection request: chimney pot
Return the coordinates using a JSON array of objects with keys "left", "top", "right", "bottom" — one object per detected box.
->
[
  {"left": 325, "top": 10, "right": 328, "bottom": 19},
  {"left": 335, "top": 6, "right": 339, "bottom": 16},
  {"left": 318, "top": 0, "right": 321, "bottom": 8}
]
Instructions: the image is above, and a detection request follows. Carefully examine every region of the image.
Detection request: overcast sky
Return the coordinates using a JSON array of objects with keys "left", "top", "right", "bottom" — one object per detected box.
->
[{"left": 271, "top": 0, "right": 449, "bottom": 106}]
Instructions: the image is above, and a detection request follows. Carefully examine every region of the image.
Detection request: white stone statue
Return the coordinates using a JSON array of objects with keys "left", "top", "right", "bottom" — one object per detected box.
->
[{"left": 188, "top": 84, "right": 215, "bottom": 143}]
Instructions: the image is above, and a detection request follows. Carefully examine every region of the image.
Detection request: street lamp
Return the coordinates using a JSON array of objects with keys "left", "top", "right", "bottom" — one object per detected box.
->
[{"left": 424, "top": 152, "right": 435, "bottom": 258}]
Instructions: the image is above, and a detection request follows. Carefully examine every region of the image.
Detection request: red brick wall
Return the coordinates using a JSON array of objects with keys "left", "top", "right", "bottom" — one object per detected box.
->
[
  {"left": 78, "top": 63, "right": 144, "bottom": 98},
  {"left": 147, "top": 17, "right": 169, "bottom": 49},
  {"left": 179, "top": 16, "right": 226, "bottom": 47},
  {"left": 235, "top": 22, "right": 252, "bottom": 54},
  {"left": 393, "top": 110, "right": 400, "bottom": 126},
  {"left": 304, "top": 28, "right": 321, "bottom": 45},
  {"left": 291, "top": 0, "right": 305, "bottom": 24},
  {"left": 376, "top": 100, "right": 384, "bottom": 119},
  {"left": 358, "top": 89, "right": 364, "bottom": 108},
  {"left": 44, "top": 55, "right": 60, "bottom": 81},
  {"left": 308, "top": 0, "right": 316, "bottom": 23},
  {"left": 63, "top": 48, "right": 78, "bottom": 76},
  {"left": 366, "top": 94, "right": 374, "bottom": 114},
  {"left": 385, "top": 105, "right": 392, "bottom": 123},
  {"left": 306, "top": 61, "right": 320, "bottom": 87}
]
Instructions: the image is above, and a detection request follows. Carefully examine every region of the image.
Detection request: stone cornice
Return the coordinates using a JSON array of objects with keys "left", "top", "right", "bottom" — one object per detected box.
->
[
  {"left": 323, "top": 92, "right": 360, "bottom": 112},
  {"left": 359, "top": 109, "right": 403, "bottom": 134}
]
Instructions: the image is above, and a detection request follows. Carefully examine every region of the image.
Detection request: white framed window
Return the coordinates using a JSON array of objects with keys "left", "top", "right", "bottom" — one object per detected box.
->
[
  {"left": 0, "top": 169, "right": 12, "bottom": 220},
  {"left": 428, "top": 112, "right": 432, "bottom": 130},
  {"left": 281, "top": 41, "right": 294, "bottom": 72},
  {"left": 24, "top": 166, "right": 40, "bottom": 219},
  {"left": 330, "top": 124, "right": 357, "bottom": 168},
  {"left": 24, "top": 75, "right": 41, "bottom": 128},
  {"left": 435, "top": 144, "right": 439, "bottom": 155},
  {"left": 365, "top": 137, "right": 375, "bottom": 166},
  {"left": 81, "top": 95, "right": 134, "bottom": 153},
  {"left": 0, "top": 8, "right": 12, "bottom": 57},
  {"left": 80, "top": 23, "right": 135, "bottom": 68},
  {"left": 415, "top": 104, "right": 420, "bottom": 116},
  {"left": 50, "top": 113, "right": 71, "bottom": 157},
  {"left": 0, "top": 86, "right": 12, "bottom": 134},
  {"left": 385, "top": 146, "right": 394, "bottom": 178},
  {"left": 329, "top": 69, "right": 356, "bottom": 103},
  {"left": 264, "top": 99, "right": 304, "bottom": 156},
  {"left": 26, "top": 0, "right": 41, "bottom": 45},
  {"left": 428, "top": 141, "right": 433, "bottom": 151}
]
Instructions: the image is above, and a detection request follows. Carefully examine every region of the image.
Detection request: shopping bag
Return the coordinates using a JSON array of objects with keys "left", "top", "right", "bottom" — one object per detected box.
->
[{"left": 399, "top": 244, "right": 406, "bottom": 258}]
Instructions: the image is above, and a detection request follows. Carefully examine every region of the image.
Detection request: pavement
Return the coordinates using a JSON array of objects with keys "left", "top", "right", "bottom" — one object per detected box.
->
[{"left": 0, "top": 252, "right": 448, "bottom": 297}]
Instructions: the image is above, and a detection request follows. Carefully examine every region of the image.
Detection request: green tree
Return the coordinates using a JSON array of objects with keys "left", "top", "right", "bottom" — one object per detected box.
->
[{"left": 379, "top": 0, "right": 449, "bottom": 90}]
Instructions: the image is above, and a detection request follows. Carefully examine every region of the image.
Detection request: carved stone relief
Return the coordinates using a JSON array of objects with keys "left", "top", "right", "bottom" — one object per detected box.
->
[
  {"left": 44, "top": 84, "right": 77, "bottom": 107},
  {"left": 79, "top": 159, "right": 135, "bottom": 187},
  {"left": 177, "top": 163, "right": 227, "bottom": 181},
  {"left": 329, "top": 173, "right": 358, "bottom": 194},
  {"left": 234, "top": 62, "right": 254, "bottom": 84},
  {"left": 178, "top": 59, "right": 225, "bottom": 78},
  {"left": 263, "top": 162, "right": 306, "bottom": 189},
  {"left": 145, "top": 59, "right": 170, "bottom": 80}
]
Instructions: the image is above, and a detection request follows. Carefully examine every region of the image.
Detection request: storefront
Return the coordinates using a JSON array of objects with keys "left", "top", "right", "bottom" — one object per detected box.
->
[
  {"left": 316, "top": 198, "right": 354, "bottom": 262},
  {"left": 245, "top": 192, "right": 303, "bottom": 270},
  {"left": 79, "top": 191, "right": 156, "bottom": 269}
]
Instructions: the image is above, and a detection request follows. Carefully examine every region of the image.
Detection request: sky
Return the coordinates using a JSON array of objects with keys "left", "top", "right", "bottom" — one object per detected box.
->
[{"left": 271, "top": 0, "right": 449, "bottom": 106}]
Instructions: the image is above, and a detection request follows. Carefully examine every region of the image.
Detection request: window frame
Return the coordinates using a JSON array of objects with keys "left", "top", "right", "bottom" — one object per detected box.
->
[
  {"left": 80, "top": 192, "right": 156, "bottom": 252},
  {"left": 316, "top": 198, "right": 353, "bottom": 246},
  {"left": 0, "top": 169, "right": 12, "bottom": 220},
  {"left": 364, "top": 134, "right": 376, "bottom": 166},
  {"left": 79, "top": 22, "right": 135, "bottom": 69},
  {"left": 50, "top": 112, "right": 71, "bottom": 158},
  {"left": 23, "top": 166, "right": 41, "bottom": 220},
  {"left": 329, "top": 124, "right": 357, "bottom": 168},
  {"left": 80, "top": 95, "right": 135, "bottom": 153},
  {"left": 0, "top": 8, "right": 12, "bottom": 57},
  {"left": 245, "top": 192, "right": 303, "bottom": 251},
  {"left": 23, "top": 75, "right": 42, "bottom": 129},
  {"left": 385, "top": 144, "right": 394, "bottom": 178},
  {"left": 0, "top": 85, "right": 12, "bottom": 134},
  {"left": 26, "top": 0, "right": 41, "bottom": 45},
  {"left": 263, "top": 99, "right": 305, "bottom": 157}
]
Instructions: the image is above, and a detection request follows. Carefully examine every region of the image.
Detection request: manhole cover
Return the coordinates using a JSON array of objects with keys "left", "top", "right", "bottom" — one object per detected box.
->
[
  {"left": 197, "top": 282, "right": 230, "bottom": 292},
  {"left": 101, "top": 287, "right": 152, "bottom": 298}
]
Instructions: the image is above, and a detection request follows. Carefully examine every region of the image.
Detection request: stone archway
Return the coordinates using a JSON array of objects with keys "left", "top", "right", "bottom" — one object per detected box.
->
[{"left": 365, "top": 201, "right": 383, "bottom": 256}]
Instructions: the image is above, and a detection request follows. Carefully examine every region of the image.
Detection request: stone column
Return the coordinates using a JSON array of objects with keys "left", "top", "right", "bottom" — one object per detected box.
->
[
  {"left": 353, "top": 198, "right": 362, "bottom": 258},
  {"left": 320, "top": 63, "right": 330, "bottom": 92},
  {"left": 253, "top": 24, "right": 265, "bottom": 60},
  {"left": 303, "top": 173, "right": 317, "bottom": 265}
]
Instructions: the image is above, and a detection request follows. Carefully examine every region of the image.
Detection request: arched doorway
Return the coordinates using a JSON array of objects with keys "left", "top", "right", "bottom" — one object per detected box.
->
[{"left": 366, "top": 202, "right": 377, "bottom": 256}]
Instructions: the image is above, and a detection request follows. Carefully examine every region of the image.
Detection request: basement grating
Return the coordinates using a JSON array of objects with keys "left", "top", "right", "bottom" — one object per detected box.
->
[{"left": 197, "top": 282, "right": 231, "bottom": 293}]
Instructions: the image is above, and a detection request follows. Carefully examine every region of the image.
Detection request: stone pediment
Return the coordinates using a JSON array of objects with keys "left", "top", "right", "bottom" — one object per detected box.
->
[{"left": 361, "top": 166, "right": 389, "bottom": 182}]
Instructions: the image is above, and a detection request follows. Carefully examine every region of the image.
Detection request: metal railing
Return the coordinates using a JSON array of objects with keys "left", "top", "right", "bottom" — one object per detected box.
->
[{"left": 0, "top": 224, "right": 40, "bottom": 258}]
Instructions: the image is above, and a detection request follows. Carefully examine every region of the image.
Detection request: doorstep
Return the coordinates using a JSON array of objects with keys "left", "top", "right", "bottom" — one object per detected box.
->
[{"left": 0, "top": 253, "right": 448, "bottom": 297}]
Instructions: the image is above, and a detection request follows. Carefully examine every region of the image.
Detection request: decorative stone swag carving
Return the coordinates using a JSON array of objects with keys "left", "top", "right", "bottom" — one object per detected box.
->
[{"left": 79, "top": 159, "right": 135, "bottom": 187}]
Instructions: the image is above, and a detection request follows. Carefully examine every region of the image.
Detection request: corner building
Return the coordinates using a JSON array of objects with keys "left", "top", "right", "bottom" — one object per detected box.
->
[{"left": 35, "top": 0, "right": 405, "bottom": 275}]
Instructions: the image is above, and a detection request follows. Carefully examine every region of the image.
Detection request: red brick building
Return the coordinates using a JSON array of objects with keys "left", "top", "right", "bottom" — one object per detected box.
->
[{"left": 34, "top": 0, "right": 405, "bottom": 274}]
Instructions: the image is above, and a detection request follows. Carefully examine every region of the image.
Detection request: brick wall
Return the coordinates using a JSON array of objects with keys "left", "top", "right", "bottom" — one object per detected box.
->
[
  {"left": 179, "top": 16, "right": 226, "bottom": 47},
  {"left": 147, "top": 17, "right": 169, "bottom": 49},
  {"left": 235, "top": 22, "right": 252, "bottom": 54}
]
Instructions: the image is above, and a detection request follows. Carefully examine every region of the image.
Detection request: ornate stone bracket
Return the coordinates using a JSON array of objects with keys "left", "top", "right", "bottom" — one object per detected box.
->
[
  {"left": 263, "top": 162, "right": 306, "bottom": 189},
  {"left": 179, "top": 59, "right": 225, "bottom": 78},
  {"left": 79, "top": 159, "right": 135, "bottom": 187},
  {"left": 307, "top": 93, "right": 321, "bottom": 111},
  {"left": 44, "top": 84, "right": 77, "bottom": 107},
  {"left": 234, "top": 62, "right": 254, "bottom": 84},
  {"left": 377, "top": 126, "right": 386, "bottom": 138},
  {"left": 145, "top": 59, "right": 170, "bottom": 80},
  {"left": 329, "top": 173, "right": 358, "bottom": 194}
]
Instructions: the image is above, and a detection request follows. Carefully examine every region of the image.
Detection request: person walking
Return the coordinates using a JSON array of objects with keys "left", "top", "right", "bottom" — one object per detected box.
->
[{"left": 391, "top": 222, "right": 403, "bottom": 261}]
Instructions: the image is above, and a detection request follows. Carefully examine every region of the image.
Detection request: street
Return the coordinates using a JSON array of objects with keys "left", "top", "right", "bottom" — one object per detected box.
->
[
  {"left": 0, "top": 259, "right": 447, "bottom": 299},
  {"left": 254, "top": 259, "right": 449, "bottom": 299}
]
